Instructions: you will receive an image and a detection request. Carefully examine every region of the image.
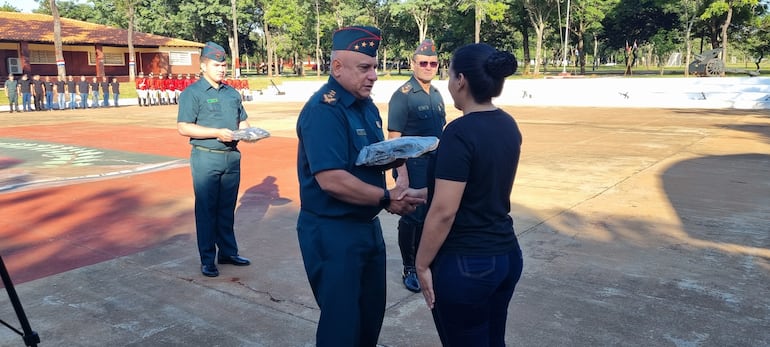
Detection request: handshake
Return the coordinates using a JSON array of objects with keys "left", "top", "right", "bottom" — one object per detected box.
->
[{"left": 384, "top": 186, "right": 428, "bottom": 216}]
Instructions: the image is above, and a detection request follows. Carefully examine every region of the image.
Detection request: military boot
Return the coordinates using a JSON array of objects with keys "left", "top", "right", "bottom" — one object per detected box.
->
[{"left": 398, "top": 219, "right": 421, "bottom": 293}]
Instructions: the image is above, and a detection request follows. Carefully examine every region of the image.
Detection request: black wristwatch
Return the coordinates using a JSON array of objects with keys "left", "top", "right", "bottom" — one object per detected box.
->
[{"left": 379, "top": 188, "right": 391, "bottom": 208}]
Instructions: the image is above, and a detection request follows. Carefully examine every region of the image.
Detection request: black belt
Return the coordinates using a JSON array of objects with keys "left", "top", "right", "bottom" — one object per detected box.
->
[{"left": 193, "top": 145, "right": 236, "bottom": 153}]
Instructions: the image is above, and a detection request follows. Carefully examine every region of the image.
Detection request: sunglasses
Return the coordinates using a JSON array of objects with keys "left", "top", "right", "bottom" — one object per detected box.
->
[{"left": 418, "top": 61, "right": 438, "bottom": 68}]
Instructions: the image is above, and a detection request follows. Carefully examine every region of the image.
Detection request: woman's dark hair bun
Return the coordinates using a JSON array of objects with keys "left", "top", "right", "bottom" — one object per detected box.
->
[{"left": 484, "top": 51, "right": 518, "bottom": 78}]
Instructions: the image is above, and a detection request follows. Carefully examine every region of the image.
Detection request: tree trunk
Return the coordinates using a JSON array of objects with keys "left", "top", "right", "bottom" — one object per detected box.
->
[
  {"left": 533, "top": 23, "right": 545, "bottom": 76},
  {"left": 475, "top": 4, "right": 481, "bottom": 43},
  {"left": 521, "top": 22, "right": 531, "bottom": 75},
  {"left": 720, "top": 6, "right": 733, "bottom": 76},
  {"left": 51, "top": 0, "right": 66, "bottom": 78},
  {"left": 127, "top": 1, "right": 136, "bottom": 81},
  {"left": 265, "top": 22, "right": 273, "bottom": 77}
]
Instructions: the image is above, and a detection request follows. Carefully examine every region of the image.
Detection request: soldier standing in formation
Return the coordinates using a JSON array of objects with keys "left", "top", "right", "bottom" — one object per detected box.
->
[
  {"left": 110, "top": 77, "right": 120, "bottom": 107},
  {"left": 100, "top": 76, "right": 110, "bottom": 107},
  {"left": 387, "top": 38, "right": 446, "bottom": 293},
  {"left": 66, "top": 75, "right": 77, "bottom": 110},
  {"left": 4, "top": 74, "right": 19, "bottom": 113},
  {"left": 19, "top": 74, "right": 32, "bottom": 112}
]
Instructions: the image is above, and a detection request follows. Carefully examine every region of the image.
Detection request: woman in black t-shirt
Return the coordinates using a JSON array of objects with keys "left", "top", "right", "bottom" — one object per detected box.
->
[{"left": 416, "top": 43, "right": 523, "bottom": 347}]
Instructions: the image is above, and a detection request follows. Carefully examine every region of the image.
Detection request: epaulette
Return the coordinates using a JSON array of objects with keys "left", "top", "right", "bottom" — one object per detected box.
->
[
  {"left": 400, "top": 83, "right": 412, "bottom": 94},
  {"left": 322, "top": 89, "right": 338, "bottom": 105}
]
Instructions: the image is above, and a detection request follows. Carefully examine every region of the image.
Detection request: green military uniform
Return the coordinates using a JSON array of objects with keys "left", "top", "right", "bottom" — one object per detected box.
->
[{"left": 177, "top": 42, "right": 249, "bottom": 272}]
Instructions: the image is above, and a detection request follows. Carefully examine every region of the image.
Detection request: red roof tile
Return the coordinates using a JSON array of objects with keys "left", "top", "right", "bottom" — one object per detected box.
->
[{"left": 0, "top": 11, "right": 203, "bottom": 48}]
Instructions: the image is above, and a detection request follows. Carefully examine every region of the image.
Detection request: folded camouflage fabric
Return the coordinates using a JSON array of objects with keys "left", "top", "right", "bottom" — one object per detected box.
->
[
  {"left": 233, "top": 127, "right": 271, "bottom": 142},
  {"left": 356, "top": 136, "right": 439, "bottom": 166}
]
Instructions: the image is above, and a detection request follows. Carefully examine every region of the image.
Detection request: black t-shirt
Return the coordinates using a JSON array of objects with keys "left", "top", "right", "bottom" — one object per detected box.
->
[
  {"left": 110, "top": 82, "right": 120, "bottom": 94},
  {"left": 431, "top": 108, "right": 522, "bottom": 256},
  {"left": 66, "top": 80, "right": 76, "bottom": 93},
  {"left": 19, "top": 79, "right": 31, "bottom": 93},
  {"left": 77, "top": 81, "right": 89, "bottom": 93},
  {"left": 43, "top": 81, "right": 54, "bottom": 92},
  {"left": 89, "top": 81, "right": 99, "bottom": 93},
  {"left": 32, "top": 80, "right": 44, "bottom": 93},
  {"left": 55, "top": 81, "right": 65, "bottom": 93},
  {"left": 100, "top": 81, "right": 110, "bottom": 93}
]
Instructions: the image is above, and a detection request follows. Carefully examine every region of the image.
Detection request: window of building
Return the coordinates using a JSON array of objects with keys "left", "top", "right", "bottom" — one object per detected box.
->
[
  {"left": 169, "top": 51, "right": 192, "bottom": 66},
  {"left": 29, "top": 50, "right": 56, "bottom": 64},
  {"left": 88, "top": 52, "right": 126, "bottom": 66}
]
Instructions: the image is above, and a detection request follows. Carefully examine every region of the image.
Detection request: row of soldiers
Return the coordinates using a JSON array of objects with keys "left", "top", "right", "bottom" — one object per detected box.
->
[
  {"left": 4, "top": 74, "right": 120, "bottom": 112},
  {"left": 134, "top": 72, "right": 252, "bottom": 107}
]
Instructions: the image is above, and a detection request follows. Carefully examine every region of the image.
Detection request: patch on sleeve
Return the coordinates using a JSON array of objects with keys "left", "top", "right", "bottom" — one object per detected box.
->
[
  {"left": 323, "top": 90, "right": 337, "bottom": 104},
  {"left": 400, "top": 83, "right": 412, "bottom": 94}
]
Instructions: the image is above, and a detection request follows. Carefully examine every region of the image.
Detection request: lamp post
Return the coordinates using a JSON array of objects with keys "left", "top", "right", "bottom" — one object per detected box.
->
[{"left": 561, "top": 0, "right": 571, "bottom": 75}]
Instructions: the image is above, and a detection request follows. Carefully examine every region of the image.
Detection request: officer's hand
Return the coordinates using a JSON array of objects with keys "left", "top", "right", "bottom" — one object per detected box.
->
[
  {"left": 386, "top": 188, "right": 426, "bottom": 216},
  {"left": 217, "top": 128, "right": 235, "bottom": 142}
]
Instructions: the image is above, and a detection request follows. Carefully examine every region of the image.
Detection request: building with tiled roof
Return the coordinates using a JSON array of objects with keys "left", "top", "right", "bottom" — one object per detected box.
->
[{"left": 0, "top": 11, "right": 204, "bottom": 81}]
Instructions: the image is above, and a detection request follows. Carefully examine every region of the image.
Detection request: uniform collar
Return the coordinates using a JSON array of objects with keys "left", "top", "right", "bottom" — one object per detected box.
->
[
  {"left": 327, "top": 76, "right": 366, "bottom": 108},
  {"left": 408, "top": 75, "right": 432, "bottom": 94}
]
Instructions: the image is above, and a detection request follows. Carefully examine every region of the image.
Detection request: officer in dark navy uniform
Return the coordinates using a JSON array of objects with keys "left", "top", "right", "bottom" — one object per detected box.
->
[
  {"left": 296, "top": 26, "right": 426, "bottom": 347},
  {"left": 177, "top": 41, "right": 252, "bottom": 278},
  {"left": 387, "top": 38, "right": 446, "bottom": 293}
]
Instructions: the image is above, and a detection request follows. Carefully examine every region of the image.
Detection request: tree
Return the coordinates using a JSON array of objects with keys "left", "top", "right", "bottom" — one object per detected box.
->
[
  {"left": 570, "top": 0, "right": 619, "bottom": 74},
  {"left": 658, "top": 0, "right": 709, "bottom": 76},
  {"left": 391, "top": 0, "right": 446, "bottom": 42},
  {"left": 737, "top": 3, "right": 770, "bottom": 69},
  {"left": 457, "top": 0, "right": 509, "bottom": 43},
  {"left": 701, "top": 0, "right": 760, "bottom": 75},
  {"left": 524, "top": 0, "right": 559, "bottom": 76},
  {"left": 0, "top": 2, "right": 20, "bottom": 11},
  {"left": 50, "top": 0, "right": 66, "bottom": 78}
]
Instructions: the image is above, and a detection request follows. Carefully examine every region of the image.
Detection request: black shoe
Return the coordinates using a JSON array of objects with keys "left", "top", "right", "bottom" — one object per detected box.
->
[
  {"left": 201, "top": 264, "right": 219, "bottom": 277},
  {"left": 218, "top": 255, "right": 251, "bottom": 266},
  {"left": 402, "top": 269, "right": 421, "bottom": 293}
]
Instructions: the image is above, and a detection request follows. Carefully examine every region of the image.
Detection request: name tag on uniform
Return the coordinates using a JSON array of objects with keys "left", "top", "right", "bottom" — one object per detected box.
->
[
  {"left": 207, "top": 98, "right": 219, "bottom": 103},
  {"left": 417, "top": 105, "right": 430, "bottom": 111},
  {"left": 356, "top": 129, "right": 367, "bottom": 136}
]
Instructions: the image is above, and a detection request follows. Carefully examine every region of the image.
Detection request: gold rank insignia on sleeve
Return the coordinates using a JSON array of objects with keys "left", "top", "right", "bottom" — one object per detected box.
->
[
  {"left": 323, "top": 90, "right": 337, "bottom": 104},
  {"left": 400, "top": 83, "right": 412, "bottom": 94}
]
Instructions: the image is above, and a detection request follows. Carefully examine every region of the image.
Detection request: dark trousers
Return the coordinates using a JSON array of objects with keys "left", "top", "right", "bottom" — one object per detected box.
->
[
  {"left": 430, "top": 247, "right": 523, "bottom": 347},
  {"left": 297, "top": 212, "right": 386, "bottom": 347},
  {"left": 398, "top": 155, "right": 431, "bottom": 269},
  {"left": 8, "top": 94, "right": 18, "bottom": 111},
  {"left": 190, "top": 147, "right": 241, "bottom": 266},
  {"left": 33, "top": 93, "right": 43, "bottom": 110}
]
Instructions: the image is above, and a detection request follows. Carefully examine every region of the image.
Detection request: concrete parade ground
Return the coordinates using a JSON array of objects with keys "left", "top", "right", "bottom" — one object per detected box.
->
[{"left": 0, "top": 79, "right": 769, "bottom": 346}]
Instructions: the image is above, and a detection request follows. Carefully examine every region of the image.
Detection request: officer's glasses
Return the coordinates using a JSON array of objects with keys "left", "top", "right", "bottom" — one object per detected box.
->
[{"left": 418, "top": 61, "right": 438, "bottom": 68}]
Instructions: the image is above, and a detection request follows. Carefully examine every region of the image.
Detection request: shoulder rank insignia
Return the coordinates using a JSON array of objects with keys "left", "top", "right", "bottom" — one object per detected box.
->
[
  {"left": 323, "top": 90, "right": 337, "bottom": 104},
  {"left": 400, "top": 84, "right": 412, "bottom": 94}
]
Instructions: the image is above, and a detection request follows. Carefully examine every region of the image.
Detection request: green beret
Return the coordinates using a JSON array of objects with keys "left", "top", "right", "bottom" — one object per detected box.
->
[
  {"left": 202, "top": 41, "right": 227, "bottom": 62},
  {"left": 415, "top": 39, "right": 437, "bottom": 56},
  {"left": 332, "top": 26, "right": 381, "bottom": 57}
]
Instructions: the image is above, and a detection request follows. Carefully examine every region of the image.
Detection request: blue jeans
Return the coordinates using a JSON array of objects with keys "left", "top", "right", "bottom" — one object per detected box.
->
[
  {"left": 69, "top": 93, "right": 76, "bottom": 109},
  {"left": 45, "top": 91, "right": 53, "bottom": 110},
  {"left": 102, "top": 93, "right": 109, "bottom": 106},
  {"left": 430, "top": 247, "right": 523, "bottom": 347},
  {"left": 22, "top": 93, "right": 31, "bottom": 111},
  {"left": 57, "top": 93, "right": 65, "bottom": 110},
  {"left": 91, "top": 91, "right": 99, "bottom": 108},
  {"left": 79, "top": 93, "right": 88, "bottom": 109},
  {"left": 113, "top": 93, "right": 119, "bottom": 106}
]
